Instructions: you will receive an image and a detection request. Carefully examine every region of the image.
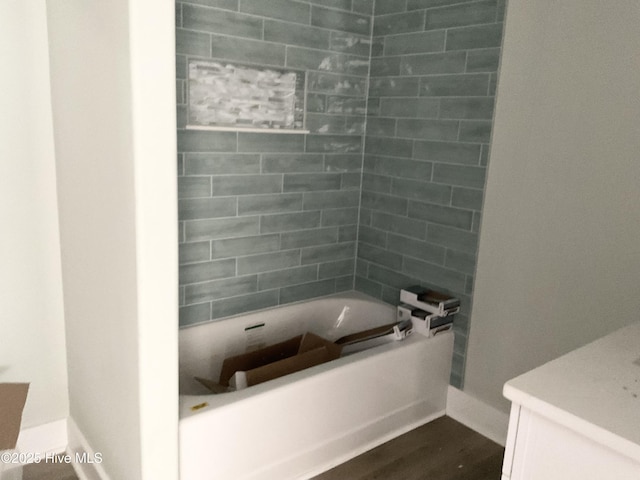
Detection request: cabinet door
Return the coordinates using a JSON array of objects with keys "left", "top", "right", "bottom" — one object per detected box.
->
[
  {"left": 501, "top": 404, "right": 522, "bottom": 478},
  {"left": 510, "top": 410, "right": 640, "bottom": 480}
]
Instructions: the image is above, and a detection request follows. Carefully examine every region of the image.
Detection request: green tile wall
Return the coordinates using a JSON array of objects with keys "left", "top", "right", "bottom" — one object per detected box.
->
[
  {"left": 176, "top": 0, "right": 504, "bottom": 389},
  {"left": 176, "top": 0, "right": 372, "bottom": 327},
  {"left": 357, "top": 0, "right": 504, "bottom": 387}
]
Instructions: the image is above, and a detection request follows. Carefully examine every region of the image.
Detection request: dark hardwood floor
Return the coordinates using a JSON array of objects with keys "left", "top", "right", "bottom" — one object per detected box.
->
[
  {"left": 311, "top": 416, "right": 504, "bottom": 480},
  {"left": 21, "top": 416, "right": 503, "bottom": 480}
]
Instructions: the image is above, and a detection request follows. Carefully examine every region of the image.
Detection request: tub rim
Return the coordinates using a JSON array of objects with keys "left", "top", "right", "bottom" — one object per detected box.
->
[{"left": 178, "top": 290, "right": 394, "bottom": 330}]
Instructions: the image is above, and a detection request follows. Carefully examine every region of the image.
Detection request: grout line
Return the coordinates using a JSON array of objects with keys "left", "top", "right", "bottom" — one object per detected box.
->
[
  {"left": 180, "top": 1, "right": 372, "bottom": 37},
  {"left": 351, "top": 0, "right": 376, "bottom": 285}
]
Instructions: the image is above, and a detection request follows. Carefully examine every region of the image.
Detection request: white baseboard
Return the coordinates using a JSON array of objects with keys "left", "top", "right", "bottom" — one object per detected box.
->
[
  {"left": 446, "top": 386, "right": 509, "bottom": 446},
  {"left": 16, "top": 418, "right": 67, "bottom": 456},
  {"left": 67, "top": 417, "right": 110, "bottom": 480}
]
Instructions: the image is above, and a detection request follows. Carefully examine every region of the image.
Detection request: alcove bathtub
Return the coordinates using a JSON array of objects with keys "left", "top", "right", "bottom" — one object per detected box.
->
[{"left": 179, "top": 291, "right": 453, "bottom": 480}]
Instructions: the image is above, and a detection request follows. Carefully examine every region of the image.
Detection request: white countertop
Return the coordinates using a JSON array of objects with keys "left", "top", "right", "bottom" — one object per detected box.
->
[{"left": 504, "top": 321, "right": 640, "bottom": 462}]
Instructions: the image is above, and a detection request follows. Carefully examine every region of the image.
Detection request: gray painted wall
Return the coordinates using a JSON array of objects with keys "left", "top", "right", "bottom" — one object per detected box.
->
[{"left": 466, "top": 0, "right": 640, "bottom": 413}]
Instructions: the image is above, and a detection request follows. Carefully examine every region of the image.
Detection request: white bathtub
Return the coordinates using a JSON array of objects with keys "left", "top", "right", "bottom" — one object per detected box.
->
[{"left": 179, "top": 291, "right": 454, "bottom": 480}]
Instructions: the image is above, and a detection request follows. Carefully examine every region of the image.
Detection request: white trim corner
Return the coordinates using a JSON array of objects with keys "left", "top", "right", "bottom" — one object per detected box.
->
[
  {"left": 16, "top": 418, "right": 67, "bottom": 456},
  {"left": 446, "top": 386, "right": 509, "bottom": 446},
  {"left": 67, "top": 417, "right": 110, "bottom": 480}
]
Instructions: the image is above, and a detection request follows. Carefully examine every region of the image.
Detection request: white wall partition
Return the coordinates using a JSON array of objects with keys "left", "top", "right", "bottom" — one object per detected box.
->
[{"left": 46, "top": 0, "right": 178, "bottom": 478}]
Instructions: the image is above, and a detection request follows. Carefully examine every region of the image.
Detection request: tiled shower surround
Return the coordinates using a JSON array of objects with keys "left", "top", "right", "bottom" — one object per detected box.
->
[{"left": 177, "top": 0, "right": 504, "bottom": 387}]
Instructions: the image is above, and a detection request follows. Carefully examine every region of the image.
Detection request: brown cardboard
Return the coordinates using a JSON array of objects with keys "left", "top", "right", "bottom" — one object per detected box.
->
[
  {"left": 194, "top": 377, "right": 230, "bottom": 394},
  {"left": 199, "top": 333, "right": 342, "bottom": 393},
  {"left": 335, "top": 321, "right": 401, "bottom": 346},
  {"left": 242, "top": 346, "right": 330, "bottom": 386},
  {"left": 0, "top": 383, "right": 29, "bottom": 450},
  {"left": 219, "top": 335, "right": 304, "bottom": 386},
  {"left": 243, "top": 333, "right": 342, "bottom": 386},
  {"left": 298, "top": 332, "right": 342, "bottom": 358}
]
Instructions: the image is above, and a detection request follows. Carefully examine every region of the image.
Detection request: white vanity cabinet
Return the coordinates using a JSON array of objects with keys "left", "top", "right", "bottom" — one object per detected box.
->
[{"left": 501, "top": 322, "right": 640, "bottom": 480}]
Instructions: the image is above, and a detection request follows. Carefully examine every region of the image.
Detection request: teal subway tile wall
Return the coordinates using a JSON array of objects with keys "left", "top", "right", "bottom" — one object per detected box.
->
[
  {"left": 358, "top": 0, "right": 504, "bottom": 387},
  {"left": 176, "top": 0, "right": 372, "bottom": 327},
  {"left": 176, "top": 0, "right": 504, "bottom": 388}
]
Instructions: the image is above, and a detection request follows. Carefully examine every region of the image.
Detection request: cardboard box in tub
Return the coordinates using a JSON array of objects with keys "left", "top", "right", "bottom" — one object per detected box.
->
[
  {"left": 0, "top": 383, "right": 29, "bottom": 480},
  {"left": 197, "top": 333, "right": 343, "bottom": 393},
  {"left": 195, "top": 321, "right": 413, "bottom": 393}
]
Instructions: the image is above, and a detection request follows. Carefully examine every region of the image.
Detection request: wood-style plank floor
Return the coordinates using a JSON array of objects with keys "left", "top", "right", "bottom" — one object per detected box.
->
[
  {"left": 22, "top": 455, "right": 77, "bottom": 480},
  {"left": 311, "top": 416, "right": 504, "bottom": 480},
  {"left": 21, "top": 416, "right": 503, "bottom": 480}
]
